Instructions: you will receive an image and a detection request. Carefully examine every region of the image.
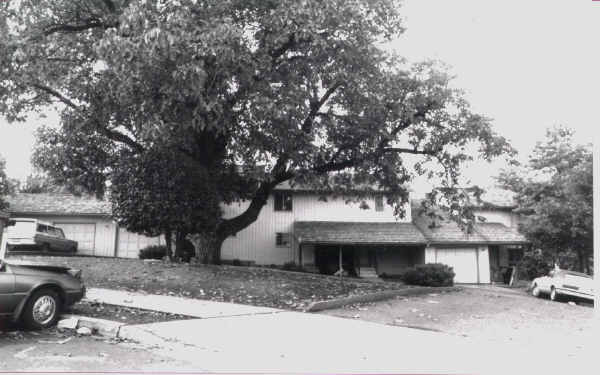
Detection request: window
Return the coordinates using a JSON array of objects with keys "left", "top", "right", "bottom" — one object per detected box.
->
[
  {"left": 375, "top": 196, "right": 384, "bottom": 212},
  {"left": 274, "top": 191, "right": 293, "bottom": 211},
  {"left": 276, "top": 233, "right": 291, "bottom": 247}
]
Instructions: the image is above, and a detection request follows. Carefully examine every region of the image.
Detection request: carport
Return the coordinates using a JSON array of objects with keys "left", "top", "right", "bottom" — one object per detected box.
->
[{"left": 293, "top": 221, "right": 427, "bottom": 277}]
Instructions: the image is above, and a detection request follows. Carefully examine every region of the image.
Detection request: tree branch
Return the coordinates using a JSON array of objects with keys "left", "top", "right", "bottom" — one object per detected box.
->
[
  {"left": 382, "top": 147, "right": 440, "bottom": 156},
  {"left": 30, "top": 83, "right": 144, "bottom": 153},
  {"left": 301, "top": 82, "right": 342, "bottom": 133}
]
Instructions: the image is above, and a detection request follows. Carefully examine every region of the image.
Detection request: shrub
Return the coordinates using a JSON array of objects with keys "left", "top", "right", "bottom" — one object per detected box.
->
[
  {"left": 518, "top": 252, "right": 552, "bottom": 280},
  {"left": 232, "top": 259, "right": 242, "bottom": 266},
  {"left": 139, "top": 245, "right": 167, "bottom": 260},
  {"left": 401, "top": 263, "right": 455, "bottom": 287}
]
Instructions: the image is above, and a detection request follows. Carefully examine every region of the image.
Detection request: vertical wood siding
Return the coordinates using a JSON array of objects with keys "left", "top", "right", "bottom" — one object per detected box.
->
[{"left": 221, "top": 193, "right": 411, "bottom": 265}]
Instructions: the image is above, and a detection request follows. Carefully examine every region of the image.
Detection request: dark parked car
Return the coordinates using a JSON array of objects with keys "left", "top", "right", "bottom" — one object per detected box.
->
[
  {"left": 0, "top": 259, "right": 85, "bottom": 329},
  {"left": 5, "top": 218, "right": 78, "bottom": 253}
]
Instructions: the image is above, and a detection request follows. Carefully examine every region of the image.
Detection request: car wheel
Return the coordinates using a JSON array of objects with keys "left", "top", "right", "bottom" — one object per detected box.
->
[
  {"left": 550, "top": 287, "right": 560, "bottom": 302},
  {"left": 22, "top": 289, "right": 61, "bottom": 330},
  {"left": 531, "top": 284, "right": 541, "bottom": 298}
]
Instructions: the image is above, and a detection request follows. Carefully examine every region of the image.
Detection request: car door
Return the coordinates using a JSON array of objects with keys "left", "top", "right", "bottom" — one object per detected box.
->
[
  {"left": 0, "top": 262, "right": 17, "bottom": 315},
  {"left": 35, "top": 224, "right": 53, "bottom": 250}
]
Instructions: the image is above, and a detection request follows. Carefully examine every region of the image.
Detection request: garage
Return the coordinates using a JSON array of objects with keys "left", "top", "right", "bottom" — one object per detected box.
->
[
  {"left": 54, "top": 223, "right": 96, "bottom": 256},
  {"left": 435, "top": 247, "right": 479, "bottom": 283},
  {"left": 116, "top": 228, "right": 163, "bottom": 259}
]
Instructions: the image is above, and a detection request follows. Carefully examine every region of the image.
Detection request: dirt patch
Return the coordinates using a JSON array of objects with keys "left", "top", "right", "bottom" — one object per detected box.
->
[
  {"left": 68, "top": 300, "right": 195, "bottom": 325},
  {"left": 6, "top": 255, "right": 410, "bottom": 310}
]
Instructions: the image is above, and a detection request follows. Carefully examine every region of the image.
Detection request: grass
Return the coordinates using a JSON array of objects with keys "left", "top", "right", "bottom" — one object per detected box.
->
[{"left": 7, "top": 255, "right": 410, "bottom": 311}]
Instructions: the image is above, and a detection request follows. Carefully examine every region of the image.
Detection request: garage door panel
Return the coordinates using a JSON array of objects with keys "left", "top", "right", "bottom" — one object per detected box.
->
[
  {"left": 54, "top": 223, "right": 96, "bottom": 256},
  {"left": 436, "top": 248, "right": 478, "bottom": 283},
  {"left": 117, "top": 228, "right": 162, "bottom": 259}
]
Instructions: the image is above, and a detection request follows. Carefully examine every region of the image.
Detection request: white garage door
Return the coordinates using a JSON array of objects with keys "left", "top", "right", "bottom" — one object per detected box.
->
[
  {"left": 54, "top": 223, "right": 96, "bottom": 256},
  {"left": 117, "top": 228, "right": 162, "bottom": 259},
  {"left": 436, "top": 247, "right": 479, "bottom": 283}
]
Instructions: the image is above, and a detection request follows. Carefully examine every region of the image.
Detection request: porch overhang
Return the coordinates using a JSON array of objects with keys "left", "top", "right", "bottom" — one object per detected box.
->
[{"left": 293, "top": 221, "right": 427, "bottom": 246}]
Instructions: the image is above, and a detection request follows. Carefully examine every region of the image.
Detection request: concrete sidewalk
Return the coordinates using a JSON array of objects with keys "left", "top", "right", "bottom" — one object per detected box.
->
[
  {"left": 81, "top": 288, "right": 594, "bottom": 374},
  {"left": 85, "top": 288, "right": 282, "bottom": 318}
]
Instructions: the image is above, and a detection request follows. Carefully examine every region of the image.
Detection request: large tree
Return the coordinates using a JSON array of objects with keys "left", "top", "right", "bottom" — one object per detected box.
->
[
  {"left": 497, "top": 127, "right": 593, "bottom": 274},
  {"left": 1, "top": 0, "right": 514, "bottom": 262}
]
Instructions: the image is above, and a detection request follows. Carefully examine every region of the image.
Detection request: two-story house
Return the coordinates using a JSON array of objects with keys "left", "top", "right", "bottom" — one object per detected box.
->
[{"left": 222, "top": 185, "right": 528, "bottom": 284}]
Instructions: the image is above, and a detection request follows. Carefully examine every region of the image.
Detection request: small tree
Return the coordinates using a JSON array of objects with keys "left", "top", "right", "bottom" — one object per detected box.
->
[
  {"left": 498, "top": 127, "right": 593, "bottom": 274},
  {"left": 0, "top": 156, "right": 13, "bottom": 210}
]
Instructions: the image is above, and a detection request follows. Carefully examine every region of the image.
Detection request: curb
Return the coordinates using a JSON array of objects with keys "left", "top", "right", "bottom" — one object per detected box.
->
[
  {"left": 59, "top": 314, "right": 126, "bottom": 338},
  {"left": 305, "top": 286, "right": 461, "bottom": 312}
]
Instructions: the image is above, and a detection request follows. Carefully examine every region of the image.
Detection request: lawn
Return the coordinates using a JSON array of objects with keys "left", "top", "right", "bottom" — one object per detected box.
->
[{"left": 7, "top": 255, "right": 409, "bottom": 310}]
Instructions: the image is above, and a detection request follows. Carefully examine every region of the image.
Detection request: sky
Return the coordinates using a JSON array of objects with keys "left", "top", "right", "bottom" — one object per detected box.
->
[{"left": 1, "top": 0, "right": 598, "bottom": 190}]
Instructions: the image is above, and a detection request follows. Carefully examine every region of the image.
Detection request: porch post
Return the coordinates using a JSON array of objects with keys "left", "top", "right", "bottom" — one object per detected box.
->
[{"left": 339, "top": 245, "right": 343, "bottom": 280}]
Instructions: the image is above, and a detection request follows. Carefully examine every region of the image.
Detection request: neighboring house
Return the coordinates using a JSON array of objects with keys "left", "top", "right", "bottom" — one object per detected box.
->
[
  {"left": 223, "top": 186, "right": 528, "bottom": 284},
  {"left": 6, "top": 194, "right": 163, "bottom": 258}
]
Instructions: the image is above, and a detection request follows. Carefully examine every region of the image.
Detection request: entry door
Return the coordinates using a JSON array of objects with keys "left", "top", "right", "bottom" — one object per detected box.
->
[{"left": 436, "top": 248, "right": 479, "bottom": 283}]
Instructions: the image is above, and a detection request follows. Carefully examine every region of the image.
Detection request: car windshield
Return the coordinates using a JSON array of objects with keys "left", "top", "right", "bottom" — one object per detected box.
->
[{"left": 7, "top": 221, "right": 37, "bottom": 238}]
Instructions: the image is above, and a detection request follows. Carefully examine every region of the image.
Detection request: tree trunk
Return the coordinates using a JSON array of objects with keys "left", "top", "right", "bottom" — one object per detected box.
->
[
  {"left": 164, "top": 229, "right": 173, "bottom": 261},
  {"left": 187, "top": 232, "right": 225, "bottom": 265}
]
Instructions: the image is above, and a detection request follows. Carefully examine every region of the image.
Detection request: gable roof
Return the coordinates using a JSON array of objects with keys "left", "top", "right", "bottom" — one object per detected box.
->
[
  {"left": 6, "top": 193, "right": 111, "bottom": 217},
  {"left": 294, "top": 221, "right": 427, "bottom": 245}
]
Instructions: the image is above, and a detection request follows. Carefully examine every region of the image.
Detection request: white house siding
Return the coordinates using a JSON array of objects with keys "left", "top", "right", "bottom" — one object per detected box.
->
[
  {"left": 477, "top": 246, "right": 491, "bottom": 284},
  {"left": 221, "top": 193, "right": 410, "bottom": 265}
]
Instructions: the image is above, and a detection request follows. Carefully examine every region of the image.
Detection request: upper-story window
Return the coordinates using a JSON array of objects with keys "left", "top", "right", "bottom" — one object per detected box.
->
[
  {"left": 274, "top": 191, "right": 293, "bottom": 211},
  {"left": 375, "top": 195, "right": 384, "bottom": 212}
]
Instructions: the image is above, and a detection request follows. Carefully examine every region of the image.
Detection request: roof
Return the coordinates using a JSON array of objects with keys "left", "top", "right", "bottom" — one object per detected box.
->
[
  {"left": 474, "top": 189, "right": 517, "bottom": 209},
  {"left": 474, "top": 223, "right": 528, "bottom": 244},
  {"left": 294, "top": 221, "right": 427, "bottom": 245},
  {"left": 412, "top": 210, "right": 489, "bottom": 244},
  {"left": 6, "top": 193, "right": 111, "bottom": 217}
]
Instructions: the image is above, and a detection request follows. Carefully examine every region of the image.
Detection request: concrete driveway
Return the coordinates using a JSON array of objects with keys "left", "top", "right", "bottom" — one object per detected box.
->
[{"left": 121, "top": 309, "right": 595, "bottom": 374}]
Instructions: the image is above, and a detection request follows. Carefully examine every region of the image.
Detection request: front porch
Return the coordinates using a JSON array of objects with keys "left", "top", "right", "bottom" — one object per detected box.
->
[{"left": 293, "top": 221, "right": 427, "bottom": 279}]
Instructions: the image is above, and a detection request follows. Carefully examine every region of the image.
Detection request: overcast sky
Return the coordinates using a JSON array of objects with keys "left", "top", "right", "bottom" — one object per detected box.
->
[{"left": 1, "top": 0, "right": 598, "bottom": 190}]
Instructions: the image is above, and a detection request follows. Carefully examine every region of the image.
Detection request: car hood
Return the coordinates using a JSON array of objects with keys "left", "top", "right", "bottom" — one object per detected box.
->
[{"left": 6, "top": 260, "right": 72, "bottom": 276}]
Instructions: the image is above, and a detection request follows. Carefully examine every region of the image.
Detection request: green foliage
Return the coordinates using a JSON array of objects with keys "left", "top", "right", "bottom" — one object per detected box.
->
[
  {"left": 1, "top": 0, "right": 514, "bottom": 263},
  {"left": 19, "top": 173, "right": 67, "bottom": 194},
  {"left": 138, "top": 245, "right": 167, "bottom": 260},
  {"left": 110, "top": 144, "right": 222, "bottom": 240},
  {"left": 517, "top": 251, "right": 552, "bottom": 280},
  {"left": 0, "top": 156, "right": 15, "bottom": 210},
  {"left": 401, "top": 263, "right": 455, "bottom": 287},
  {"left": 497, "top": 127, "right": 593, "bottom": 273}
]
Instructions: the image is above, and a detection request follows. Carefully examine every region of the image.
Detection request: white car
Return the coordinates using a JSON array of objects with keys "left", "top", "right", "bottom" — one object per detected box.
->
[{"left": 531, "top": 268, "right": 594, "bottom": 302}]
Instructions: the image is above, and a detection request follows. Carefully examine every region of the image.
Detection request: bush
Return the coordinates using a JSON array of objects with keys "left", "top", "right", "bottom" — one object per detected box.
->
[
  {"left": 139, "top": 245, "right": 167, "bottom": 260},
  {"left": 518, "top": 252, "right": 552, "bottom": 280},
  {"left": 401, "top": 263, "right": 455, "bottom": 287},
  {"left": 232, "top": 259, "right": 242, "bottom": 266}
]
